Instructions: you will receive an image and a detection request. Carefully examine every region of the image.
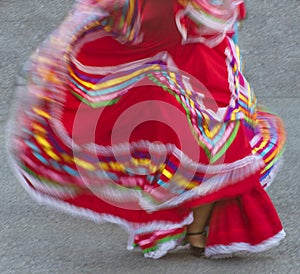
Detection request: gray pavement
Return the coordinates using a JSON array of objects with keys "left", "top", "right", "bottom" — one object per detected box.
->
[{"left": 0, "top": 1, "right": 299, "bottom": 273}]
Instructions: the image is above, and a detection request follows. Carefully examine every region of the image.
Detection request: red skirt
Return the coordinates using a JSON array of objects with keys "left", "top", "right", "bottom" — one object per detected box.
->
[{"left": 8, "top": 0, "right": 285, "bottom": 259}]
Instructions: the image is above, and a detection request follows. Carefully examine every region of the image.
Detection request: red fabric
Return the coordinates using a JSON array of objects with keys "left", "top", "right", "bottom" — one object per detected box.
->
[
  {"left": 238, "top": 2, "right": 247, "bottom": 20},
  {"left": 11, "top": 0, "right": 284, "bottom": 257},
  {"left": 207, "top": 186, "right": 283, "bottom": 246}
]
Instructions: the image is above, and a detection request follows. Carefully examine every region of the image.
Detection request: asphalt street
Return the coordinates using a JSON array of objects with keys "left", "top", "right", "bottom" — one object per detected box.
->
[{"left": 0, "top": 1, "right": 299, "bottom": 273}]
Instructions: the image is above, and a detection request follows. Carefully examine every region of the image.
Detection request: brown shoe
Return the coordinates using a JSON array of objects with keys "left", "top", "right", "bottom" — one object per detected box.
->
[{"left": 185, "top": 231, "right": 206, "bottom": 257}]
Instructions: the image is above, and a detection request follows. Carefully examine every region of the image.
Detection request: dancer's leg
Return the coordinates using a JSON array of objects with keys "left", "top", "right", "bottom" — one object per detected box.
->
[{"left": 186, "top": 203, "right": 214, "bottom": 248}]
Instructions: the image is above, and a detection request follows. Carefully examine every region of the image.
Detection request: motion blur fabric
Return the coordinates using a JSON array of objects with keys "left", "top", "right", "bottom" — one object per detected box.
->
[{"left": 7, "top": 0, "right": 285, "bottom": 259}]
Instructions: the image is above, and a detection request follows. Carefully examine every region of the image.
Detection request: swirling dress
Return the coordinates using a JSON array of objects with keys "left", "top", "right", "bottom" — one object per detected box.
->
[{"left": 7, "top": 0, "right": 286, "bottom": 259}]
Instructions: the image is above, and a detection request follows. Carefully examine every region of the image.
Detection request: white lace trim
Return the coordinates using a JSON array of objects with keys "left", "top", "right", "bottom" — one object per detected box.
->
[
  {"left": 260, "top": 160, "right": 283, "bottom": 190},
  {"left": 143, "top": 240, "right": 180, "bottom": 259},
  {"left": 133, "top": 229, "right": 286, "bottom": 260},
  {"left": 5, "top": 133, "right": 285, "bottom": 260},
  {"left": 139, "top": 155, "right": 264, "bottom": 212},
  {"left": 205, "top": 230, "right": 286, "bottom": 259},
  {"left": 6, "top": 151, "right": 193, "bottom": 248},
  {"left": 7, "top": 131, "right": 265, "bottom": 212},
  {"left": 175, "top": 3, "right": 238, "bottom": 48},
  {"left": 14, "top": 168, "right": 193, "bottom": 231},
  {"left": 71, "top": 49, "right": 177, "bottom": 74}
]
